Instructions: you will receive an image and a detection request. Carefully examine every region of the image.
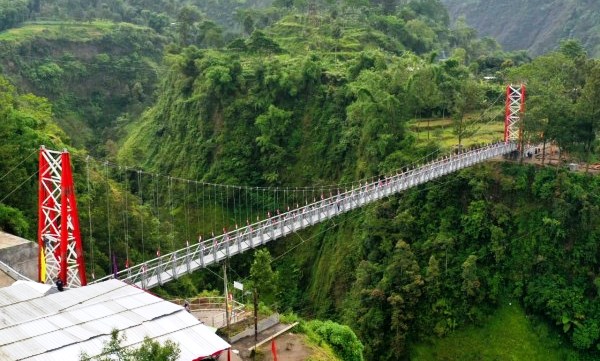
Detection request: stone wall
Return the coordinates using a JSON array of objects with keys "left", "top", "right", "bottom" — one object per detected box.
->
[
  {"left": 0, "top": 231, "right": 38, "bottom": 281},
  {"left": 230, "top": 313, "right": 280, "bottom": 343}
]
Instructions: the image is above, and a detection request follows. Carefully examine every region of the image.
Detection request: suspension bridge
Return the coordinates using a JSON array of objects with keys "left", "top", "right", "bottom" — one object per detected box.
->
[{"left": 34, "top": 85, "right": 526, "bottom": 290}]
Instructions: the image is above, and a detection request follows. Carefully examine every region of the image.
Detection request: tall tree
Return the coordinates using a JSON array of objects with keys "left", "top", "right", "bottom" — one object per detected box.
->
[
  {"left": 381, "top": 240, "right": 424, "bottom": 356},
  {"left": 177, "top": 5, "right": 201, "bottom": 46},
  {"left": 461, "top": 254, "right": 480, "bottom": 301},
  {"left": 250, "top": 248, "right": 279, "bottom": 305},
  {"left": 574, "top": 61, "right": 600, "bottom": 171},
  {"left": 255, "top": 105, "right": 294, "bottom": 184},
  {"left": 451, "top": 78, "right": 484, "bottom": 147}
]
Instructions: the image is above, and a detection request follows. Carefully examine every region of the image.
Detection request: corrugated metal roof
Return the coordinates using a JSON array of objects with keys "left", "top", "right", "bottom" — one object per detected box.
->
[
  {"left": 0, "top": 279, "right": 230, "bottom": 360},
  {"left": 0, "top": 281, "right": 52, "bottom": 307}
]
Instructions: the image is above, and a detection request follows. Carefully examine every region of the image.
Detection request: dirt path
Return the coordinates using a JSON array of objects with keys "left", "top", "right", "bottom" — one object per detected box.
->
[
  {"left": 217, "top": 324, "right": 317, "bottom": 361},
  {"left": 514, "top": 144, "right": 600, "bottom": 174},
  {"left": 253, "top": 333, "right": 314, "bottom": 361}
]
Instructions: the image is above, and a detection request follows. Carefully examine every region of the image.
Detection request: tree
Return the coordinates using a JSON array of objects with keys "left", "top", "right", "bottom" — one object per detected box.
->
[
  {"left": 0, "top": 0, "right": 29, "bottom": 31},
  {"left": 255, "top": 105, "right": 293, "bottom": 184},
  {"left": 407, "top": 65, "right": 442, "bottom": 139},
  {"left": 0, "top": 204, "right": 30, "bottom": 238},
  {"left": 198, "top": 20, "right": 224, "bottom": 48},
  {"left": 573, "top": 61, "right": 600, "bottom": 172},
  {"left": 246, "top": 30, "right": 282, "bottom": 54},
  {"left": 148, "top": 12, "right": 169, "bottom": 33},
  {"left": 382, "top": 240, "right": 424, "bottom": 356},
  {"left": 250, "top": 249, "right": 278, "bottom": 305},
  {"left": 450, "top": 78, "right": 484, "bottom": 147},
  {"left": 461, "top": 254, "right": 480, "bottom": 299},
  {"left": 177, "top": 5, "right": 201, "bottom": 46},
  {"left": 425, "top": 254, "right": 441, "bottom": 301},
  {"left": 461, "top": 200, "right": 490, "bottom": 241},
  {"left": 80, "top": 329, "right": 180, "bottom": 361},
  {"left": 242, "top": 14, "right": 255, "bottom": 35},
  {"left": 346, "top": 68, "right": 406, "bottom": 176},
  {"left": 408, "top": 0, "right": 450, "bottom": 26},
  {"left": 507, "top": 50, "right": 586, "bottom": 163},
  {"left": 404, "top": 19, "right": 436, "bottom": 54},
  {"left": 306, "top": 320, "right": 365, "bottom": 361},
  {"left": 346, "top": 261, "right": 387, "bottom": 360},
  {"left": 450, "top": 17, "right": 477, "bottom": 59},
  {"left": 572, "top": 320, "right": 599, "bottom": 350},
  {"left": 0, "top": 75, "right": 65, "bottom": 237},
  {"left": 559, "top": 39, "right": 587, "bottom": 61}
]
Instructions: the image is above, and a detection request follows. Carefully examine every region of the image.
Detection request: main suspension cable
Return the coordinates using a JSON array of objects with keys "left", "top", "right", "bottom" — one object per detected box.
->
[
  {"left": 138, "top": 170, "right": 145, "bottom": 264},
  {"left": 105, "top": 162, "right": 112, "bottom": 276},
  {"left": 86, "top": 156, "right": 95, "bottom": 279},
  {"left": 0, "top": 149, "right": 37, "bottom": 182}
]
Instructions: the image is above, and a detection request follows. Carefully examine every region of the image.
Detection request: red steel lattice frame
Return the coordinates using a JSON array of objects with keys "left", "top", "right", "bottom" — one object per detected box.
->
[
  {"left": 505, "top": 84, "right": 526, "bottom": 143},
  {"left": 38, "top": 146, "right": 87, "bottom": 287}
]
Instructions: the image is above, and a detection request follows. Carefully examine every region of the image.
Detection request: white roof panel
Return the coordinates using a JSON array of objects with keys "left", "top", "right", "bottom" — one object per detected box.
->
[
  {"left": 12, "top": 280, "right": 53, "bottom": 296},
  {"left": 0, "top": 279, "right": 229, "bottom": 360}
]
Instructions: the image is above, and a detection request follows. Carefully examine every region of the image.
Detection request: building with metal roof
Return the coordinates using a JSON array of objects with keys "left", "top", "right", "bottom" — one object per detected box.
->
[{"left": 0, "top": 279, "right": 230, "bottom": 360}]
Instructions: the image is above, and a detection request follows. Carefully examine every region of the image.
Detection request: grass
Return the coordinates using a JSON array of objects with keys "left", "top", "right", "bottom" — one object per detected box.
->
[
  {"left": 410, "top": 303, "right": 581, "bottom": 361},
  {"left": 0, "top": 20, "right": 144, "bottom": 43},
  {"left": 411, "top": 116, "right": 505, "bottom": 150}
]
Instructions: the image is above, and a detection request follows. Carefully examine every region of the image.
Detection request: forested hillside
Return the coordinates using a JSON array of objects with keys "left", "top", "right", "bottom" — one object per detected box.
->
[
  {"left": 0, "top": 74, "right": 68, "bottom": 238},
  {"left": 118, "top": 2, "right": 527, "bottom": 183},
  {"left": 114, "top": 2, "right": 600, "bottom": 358},
  {"left": 441, "top": 0, "right": 600, "bottom": 57},
  {"left": 1, "top": 0, "right": 272, "bottom": 35},
  {"left": 277, "top": 163, "right": 600, "bottom": 360},
  {"left": 0, "top": 21, "right": 164, "bottom": 151},
  {"left": 1, "top": 0, "right": 600, "bottom": 360},
  {"left": 0, "top": 0, "right": 274, "bottom": 152}
]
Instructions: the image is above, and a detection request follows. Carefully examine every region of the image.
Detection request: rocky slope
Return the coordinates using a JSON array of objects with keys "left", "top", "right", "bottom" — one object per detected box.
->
[{"left": 441, "top": 0, "right": 600, "bottom": 56}]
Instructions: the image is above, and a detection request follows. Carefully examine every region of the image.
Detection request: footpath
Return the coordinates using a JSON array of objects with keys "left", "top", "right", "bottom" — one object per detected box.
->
[{"left": 214, "top": 315, "right": 307, "bottom": 361}]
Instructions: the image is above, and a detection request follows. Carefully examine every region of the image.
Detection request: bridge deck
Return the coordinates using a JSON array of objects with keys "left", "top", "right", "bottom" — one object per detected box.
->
[{"left": 92, "top": 142, "right": 516, "bottom": 289}]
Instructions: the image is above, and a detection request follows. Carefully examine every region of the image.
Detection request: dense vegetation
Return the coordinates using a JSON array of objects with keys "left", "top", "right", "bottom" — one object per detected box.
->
[
  {"left": 411, "top": 303, "right": 580, "bottom": 360},
  {"left": 0, "top": 21, "right": 164, "bottom": 151},
  {"left": 0, "top": 75, "right": 66, "bottom": 238},
  {"left": 273, "top": 163, "right": 600, "bottom": 360},
  {"left": 0, "top": 0, "right": 271, "bottom": 40},
  {"left": 118, "top": 3, "right": 528, "bottom": 183},
  {"left": 1, "top": 0, "right": 600, "bottom": 360}
]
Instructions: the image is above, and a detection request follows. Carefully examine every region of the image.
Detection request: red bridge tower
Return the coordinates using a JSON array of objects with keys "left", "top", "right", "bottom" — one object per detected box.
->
[
  {"left": 505, "top": 84, "right": 526, "bottom": 143},
  {"left": 38, "top": 146, "right": 87, "bottom": 288}
]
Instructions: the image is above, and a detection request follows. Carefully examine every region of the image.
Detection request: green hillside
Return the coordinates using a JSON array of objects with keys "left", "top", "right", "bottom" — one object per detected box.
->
[
  {"left": 115, "top": 8, "right": 600, "bottom": 359},
  {"left": 441, "top": 0, "right": 600, "bottom": 57},
  {"left": 411, "top": 303, "right": 579, "bottom": 361},
  {"left": 0, "top": 1, "right": 600, "bottom": 360},
  {"left": 117, "top": 10, "right": 514, "bottom": 185},
  {"left": 0, "top": 21, "right": 164, "bottom": 151}
]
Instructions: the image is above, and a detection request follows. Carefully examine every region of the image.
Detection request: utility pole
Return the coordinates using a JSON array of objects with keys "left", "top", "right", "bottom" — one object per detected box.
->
[
  {"left": 223, "top": 262, "right": 230, "bottom": 341},
  {"left": 254, "top": 287, "right": 258, "bottom": 343}
]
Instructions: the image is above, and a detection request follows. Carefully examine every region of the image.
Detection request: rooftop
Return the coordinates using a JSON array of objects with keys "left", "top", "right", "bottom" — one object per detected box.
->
[{"left": 0, "top": 279, "right": 230, "bottom": 360}]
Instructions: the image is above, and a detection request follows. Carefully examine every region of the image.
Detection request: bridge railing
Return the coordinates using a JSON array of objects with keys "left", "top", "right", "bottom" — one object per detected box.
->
[{"left": 92, "top": 141, "right": 516, "bottom": 288}]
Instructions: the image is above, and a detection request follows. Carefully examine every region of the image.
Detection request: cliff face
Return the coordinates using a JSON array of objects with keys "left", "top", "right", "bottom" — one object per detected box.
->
[{"left": 441, "top": 0, "right": 600, "bottom": 57}]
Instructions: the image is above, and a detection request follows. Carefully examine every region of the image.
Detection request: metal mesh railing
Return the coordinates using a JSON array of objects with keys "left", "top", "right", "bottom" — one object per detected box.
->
[{"left": 92, "top": 142, "right": 516, "bottom": 289}]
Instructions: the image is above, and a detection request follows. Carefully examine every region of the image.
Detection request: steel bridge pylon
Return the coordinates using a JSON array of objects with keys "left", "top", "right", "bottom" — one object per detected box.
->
[
  {"left": 38, "top": 146, "right": 87, "bottom": 288},
  {"left": 505, "top": 84, "right": 526, "bottom": 144}
]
